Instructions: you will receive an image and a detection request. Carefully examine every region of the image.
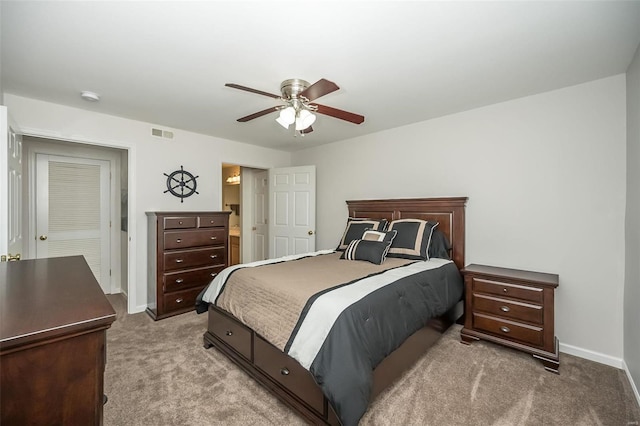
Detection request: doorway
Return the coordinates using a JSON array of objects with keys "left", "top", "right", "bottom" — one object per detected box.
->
[{"left": 24, "top": 136, "right": 128, "bottom": 295}]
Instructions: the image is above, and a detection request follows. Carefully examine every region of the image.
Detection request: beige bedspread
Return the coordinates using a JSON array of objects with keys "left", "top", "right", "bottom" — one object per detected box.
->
[{"left": 215, "top": 252, "right": 412, "bottom": 351}]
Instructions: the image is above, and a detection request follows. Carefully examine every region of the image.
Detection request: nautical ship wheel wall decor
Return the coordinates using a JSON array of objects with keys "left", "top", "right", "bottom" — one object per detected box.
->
[{"left": 164, "top": 165, "right": 199, "bottom": 203}]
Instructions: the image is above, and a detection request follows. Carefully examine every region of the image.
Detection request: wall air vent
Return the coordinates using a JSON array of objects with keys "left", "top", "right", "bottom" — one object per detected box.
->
[{"left": 151, "top": 128, "right": 174, "bottom": 139}]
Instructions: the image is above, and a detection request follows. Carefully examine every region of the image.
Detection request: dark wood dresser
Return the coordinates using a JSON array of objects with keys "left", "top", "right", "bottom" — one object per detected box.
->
[
  {"left": 146, "top": 211, "right": 230, "bottom": 320},
  {"left": 0, "top": 256, "right": 116, "bottom": 425},
  {"left": 460, "top": 264, "right": 560, "bottom": 373}
]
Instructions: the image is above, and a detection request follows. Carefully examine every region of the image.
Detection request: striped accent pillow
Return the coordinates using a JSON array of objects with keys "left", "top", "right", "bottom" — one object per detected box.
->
[{"left": 340, "top": 239, "right": 393, "bottom": 265}]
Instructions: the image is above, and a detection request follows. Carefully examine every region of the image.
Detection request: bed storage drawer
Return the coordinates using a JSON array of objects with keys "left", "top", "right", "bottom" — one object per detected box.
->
[
  {"left": 209, "top": 308, "right": 252, "bottom": 360},
  {"left": 254, "top": 335, "right": 325, "bottom": 415}
]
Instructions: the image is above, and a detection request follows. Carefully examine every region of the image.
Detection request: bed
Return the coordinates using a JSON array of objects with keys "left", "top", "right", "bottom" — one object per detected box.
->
[{"left": 199, "top": 197, "right": 467, "bottom": 425}]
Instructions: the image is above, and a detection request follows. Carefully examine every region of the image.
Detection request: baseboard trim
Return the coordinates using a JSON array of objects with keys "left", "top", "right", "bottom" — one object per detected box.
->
[
  {"left": 622, "top": 360, "right": 640, "bottom": 409},
  {"left": 559, "top": 342, "right": 624, "bottom": 369}
]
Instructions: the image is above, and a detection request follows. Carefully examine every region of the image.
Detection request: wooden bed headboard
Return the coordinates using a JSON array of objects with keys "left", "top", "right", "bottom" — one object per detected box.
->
[{"left": 346, "top": 197, "right": 468, "bottom": 270}]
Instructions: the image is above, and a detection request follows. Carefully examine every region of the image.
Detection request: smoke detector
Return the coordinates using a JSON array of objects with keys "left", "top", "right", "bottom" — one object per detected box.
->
[{"left": 80, "top": 91, "right": 100, "bottom": 102}]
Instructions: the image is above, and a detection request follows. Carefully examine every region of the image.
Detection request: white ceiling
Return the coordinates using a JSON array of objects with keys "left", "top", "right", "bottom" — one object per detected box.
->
[{"left": 2, "top": 1, "right": 640, "bottom": 152}]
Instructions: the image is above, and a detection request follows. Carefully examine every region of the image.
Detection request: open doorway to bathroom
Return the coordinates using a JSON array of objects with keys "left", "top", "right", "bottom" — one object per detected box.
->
[
  {"left": 222, "top": 164, "right": 241, "bottom": 265},
  {"left": 221, "top": 164, "right": 269, "bottom": 265}
]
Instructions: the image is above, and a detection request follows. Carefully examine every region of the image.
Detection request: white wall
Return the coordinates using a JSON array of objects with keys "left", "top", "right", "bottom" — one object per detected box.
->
[
  {"left": 625, "top": 44, "right": 640, "bottom": 395},
  {"left": 4, "top": 93, "right": 291, "bottom": 313},
  {"left": 293, "top": 75, "right": 627, "bottom": 363}
]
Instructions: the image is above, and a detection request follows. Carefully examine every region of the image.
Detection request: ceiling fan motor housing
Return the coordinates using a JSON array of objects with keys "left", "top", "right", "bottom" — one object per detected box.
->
[{"left": 280, "top": 79, "right": 310, "bottom": 100}]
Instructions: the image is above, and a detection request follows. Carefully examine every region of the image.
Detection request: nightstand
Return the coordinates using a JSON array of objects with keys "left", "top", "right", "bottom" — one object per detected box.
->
[{"left": 460, "top": 264, "right": 560, "bottom": 373}]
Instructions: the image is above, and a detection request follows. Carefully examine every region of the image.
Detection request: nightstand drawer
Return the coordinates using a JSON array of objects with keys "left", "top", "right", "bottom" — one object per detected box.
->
[
  {"left": 473, "top": 277, "right": 543, "bottom": 304},
  {"left": 473, "top": 293, "right": 543, "bottom": 324},
  {"left": 473, "top": 312, "right": 543, "bottom": 347}
]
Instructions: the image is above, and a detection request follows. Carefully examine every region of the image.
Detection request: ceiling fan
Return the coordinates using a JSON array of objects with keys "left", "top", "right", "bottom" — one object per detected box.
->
[{"left": 225, "top": 78, "right": 365, "bottom": 136}]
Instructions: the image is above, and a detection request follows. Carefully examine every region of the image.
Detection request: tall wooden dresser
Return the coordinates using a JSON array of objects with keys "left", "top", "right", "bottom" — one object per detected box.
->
[
  {"left": 1, "top": 256, "right": 116, "bottom": 425},
  {"left": 147, "top": 211, "right": 230, "bottom": 320}
]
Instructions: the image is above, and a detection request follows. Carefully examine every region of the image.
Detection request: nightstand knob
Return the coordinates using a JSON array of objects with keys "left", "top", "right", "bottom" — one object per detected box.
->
[
  {"left": 500, "top": 306, "right": 510, "bottom": 312},
  {"left": 175, "top": 259, "right": 183, "bottom": 263},
  {"left": 225, "top": 330, "right": 233, "bottom": 336},
  {"left": 210, "top": 273, "right": 217, "bottom": 278},
  {"left": 176, "top": 238, "right": 182, "bottom": 243},
  {"left": 500, "top": 326, "right": 510, "bottom": 333},
  {"left": 210, "top": 236, "right": 217, "bottom": 240},
  {"left": 502, "top": 288, "right": 508, "bottom": 293},
  {"left": 280, "top": 368, "right": 290, "bottom": 376},
  {"left": 210, "top": 254, "right": 218, "bottom": 259},
  {"left": 175, "top": 278, "right": 184, "bottom": 284},
  {"left": 175, "top": 298, "right": 183, "bottom": 304}
]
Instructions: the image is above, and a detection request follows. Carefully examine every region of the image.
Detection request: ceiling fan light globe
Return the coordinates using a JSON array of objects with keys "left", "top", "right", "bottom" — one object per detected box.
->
[
  {"left": 279, "top": 107, "right": 296, "bottom": 124},
  {"left": 296, "top": 110, "right": 316, "bottom": 130},
  {"left": 276, "top": 115, "right": 291, "bottom": 129}
]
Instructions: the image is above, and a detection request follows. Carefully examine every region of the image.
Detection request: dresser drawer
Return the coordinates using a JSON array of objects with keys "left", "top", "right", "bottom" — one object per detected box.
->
[
  {"left": 164, "top": 229, "right": 227, "bottom": 250},
  {"left": 209, "top": 308, "right": 252, "bottom": 360},
  {"left": 473, "top": 293, "right": 543, "bottom": 325},
  {"left": 163, "top": 216, "right": 197, "bottom": 229},
  {"left": 163, "top": 286, "right": 203, "bottom": 313},
  {"left": 472, "top": 313, "right": 543, "bottom": 347},
  {"left": 472, "top": 277, "right": 543, "bottom": 304},
  {"left": 254, "top": 336, "right": 325, "bottom": 415},
  {"left": 199, "top": 215, "right": 227, "bottom": 228},
  {"left": 163, "top": 265, "right": 225, "bottom": 292},
  {"left": 164, "top": 247, "right": 226, "bottom": 271}
]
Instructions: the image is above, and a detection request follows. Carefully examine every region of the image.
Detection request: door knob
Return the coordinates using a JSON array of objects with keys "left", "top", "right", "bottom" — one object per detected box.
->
[
  {"left": 39, "top": 235, "right": 48, "bottom": 241},
  {"left": 308, "top": 230, "right": 314, "bottom": 235},
  {"left": 1, "top": 253, "right": 21, "bottom": 262}
]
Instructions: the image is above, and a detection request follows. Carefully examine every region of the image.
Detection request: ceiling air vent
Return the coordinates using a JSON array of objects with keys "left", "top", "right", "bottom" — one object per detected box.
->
[{"left": 151, "top": 128, "right": 174, "bottom": 139}]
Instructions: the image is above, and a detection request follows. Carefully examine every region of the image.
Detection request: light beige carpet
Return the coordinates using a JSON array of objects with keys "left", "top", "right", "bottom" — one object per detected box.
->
[{"left": 104, "top": 294, "right": 640, "bottom": 425}]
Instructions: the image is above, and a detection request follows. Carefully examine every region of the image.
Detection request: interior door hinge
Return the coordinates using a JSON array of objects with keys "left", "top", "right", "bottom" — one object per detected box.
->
[{"left": 110, "top": 269, "right": 112, "bottom": 276}]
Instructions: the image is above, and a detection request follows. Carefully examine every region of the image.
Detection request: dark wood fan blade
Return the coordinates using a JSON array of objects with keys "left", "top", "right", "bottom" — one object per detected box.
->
[
  {"left": 313, "top": 104, "right": 365, "bottom": 124},
  {"left": 299, "top": 79, "right": 339, "bottom": 102},
  {"left": 225, "top": 83, "right": 281, "bottom": 99},
  {"left": 237, "top": 106, "right": 279, "bottom": 122},
  {"left": 300, "top": 126, "right": 314, "bottom": 134}
]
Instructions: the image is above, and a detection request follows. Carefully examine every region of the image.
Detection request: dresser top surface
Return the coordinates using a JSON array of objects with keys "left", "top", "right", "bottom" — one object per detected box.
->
[{"left": 0, "top": 256, "right": 116, "bottom": 350}]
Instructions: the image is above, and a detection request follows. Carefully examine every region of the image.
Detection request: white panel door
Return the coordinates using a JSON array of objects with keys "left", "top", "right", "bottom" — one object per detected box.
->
[
  {"left": 0, "top": 106, "right": 23, "bottom": 261},
  {"left": 252, "top": 170, "right": 268, "bottom": 261},
  {"left": 35, "top": 154, "right": 111, "bottom": 292},
  {"left": 268, "top": 165, "right": 316, "bottom": 258}
]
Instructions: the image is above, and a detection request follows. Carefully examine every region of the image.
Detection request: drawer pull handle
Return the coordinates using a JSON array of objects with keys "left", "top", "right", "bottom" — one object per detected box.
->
[
  {"left": 210, "top": 255, "right": 218, "bottom": 259},
  {"left": 211, "top": 273, "right": 217, "bottom": 278},
  {"left": 175, "top": 278, "right": 184, "bottom": 284},
  {"left": 176, "top": 238, "right": 182, "bottom": 243},
  {"left": 502, "top": 288, "right": 508, "bottom": 293},
  {"left": 175, "top": 298, "right": 183, "bottom": 304},
  {"left": 225, "top": 330, "right": 233, "bottom": 336},
  {"left": 210, "top": 236, "right": 217, "bottom": 240},
  {"left": 500, "top": 326, "right": 510, "bottom": 333},
  {"left": 280, "top": 368, "right": 290, "bottom": 376},
  {"left": 500, "top": 306, "right": 510, "bottom": 312},
  {"left": 175, "top": 259, "right": 184, "bottom": 263},
  {"left": 179, "top": 221, "right": 183, "bottom": 225},
  {"left": 210, "top": 220, "right": 215, "bottom": 224}
]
